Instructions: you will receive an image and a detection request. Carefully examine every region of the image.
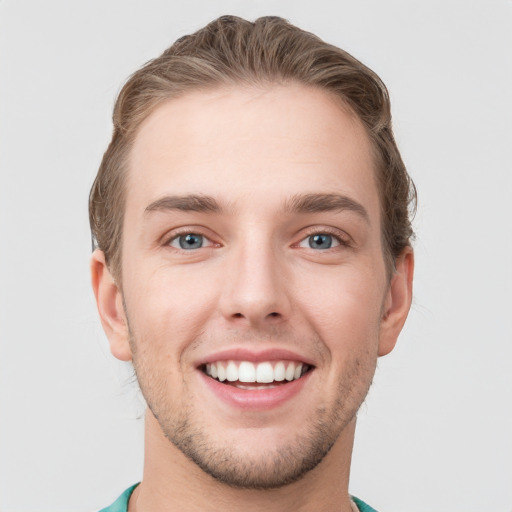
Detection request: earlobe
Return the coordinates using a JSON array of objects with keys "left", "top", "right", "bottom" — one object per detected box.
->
[
  {"left": 90, "top": 250, "right": 132, "bottom": 361},
  {"left": 378, "top": 247, "right": 414, "bottom": 357}
]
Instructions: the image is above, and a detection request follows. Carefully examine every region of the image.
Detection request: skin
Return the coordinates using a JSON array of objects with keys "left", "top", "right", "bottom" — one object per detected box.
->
[{"left": 91, "top": 84, "right": 414, "bottom": 512}]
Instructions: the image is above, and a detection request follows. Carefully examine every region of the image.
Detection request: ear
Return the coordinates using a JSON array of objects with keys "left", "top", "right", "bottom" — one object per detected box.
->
[
  {"left": 378, "top": 247, "right": 414, "bottom": 357},
  {"left": 90, "top": 250, "right": 132, "bottom": 361}
]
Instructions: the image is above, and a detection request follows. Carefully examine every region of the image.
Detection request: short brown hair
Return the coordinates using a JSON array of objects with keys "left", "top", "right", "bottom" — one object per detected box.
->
[{"left": 89, "top": 15, "right": 416, "bottom": 280}]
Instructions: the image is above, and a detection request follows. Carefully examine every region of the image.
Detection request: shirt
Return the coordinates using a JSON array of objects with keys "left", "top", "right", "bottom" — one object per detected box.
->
[{"left": 98, "top": 484, "right": 379, "bottom": 512}]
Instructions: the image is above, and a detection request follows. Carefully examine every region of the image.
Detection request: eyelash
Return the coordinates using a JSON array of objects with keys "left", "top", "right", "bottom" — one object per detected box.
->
[
  {"left": 163, "top": 227, "right": 352, "bottom": 252},
  {"left": 296, "top": 227, "right": 352, "bottom": 250},
  {"left": 164, "top": 228, "right": 217, "bottom": 251}
]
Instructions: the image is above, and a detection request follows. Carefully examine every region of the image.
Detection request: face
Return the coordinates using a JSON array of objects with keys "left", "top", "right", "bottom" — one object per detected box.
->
[{"left": 92, "top": 84, "right": 413, "bottom": 489}]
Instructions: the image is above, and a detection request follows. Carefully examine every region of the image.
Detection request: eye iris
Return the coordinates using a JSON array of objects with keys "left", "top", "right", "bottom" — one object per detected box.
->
[
  {"left": 309, "top": 234, "right": 332, "bottom": 249},
  {"left": 179, "top": 233, "right": 203, "bottom": 249}
]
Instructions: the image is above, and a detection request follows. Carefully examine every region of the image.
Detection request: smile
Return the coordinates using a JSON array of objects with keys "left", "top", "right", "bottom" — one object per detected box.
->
[{"left": 203, "top": 360, "right": 312, "bottom": 389}]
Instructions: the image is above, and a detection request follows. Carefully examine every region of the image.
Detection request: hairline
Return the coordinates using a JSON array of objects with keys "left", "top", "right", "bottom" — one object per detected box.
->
[{"left": 108, "top": 80, "right": 397, "bottom": 285}]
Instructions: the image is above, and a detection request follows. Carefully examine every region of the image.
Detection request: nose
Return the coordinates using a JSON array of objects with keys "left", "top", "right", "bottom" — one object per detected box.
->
[{"left": 218, "top": 237, "right": 291, "bottom": 329}]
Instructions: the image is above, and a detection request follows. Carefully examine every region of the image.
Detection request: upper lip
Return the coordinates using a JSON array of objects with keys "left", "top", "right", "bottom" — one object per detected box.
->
[{"left": 195, "top": 347, "right": 316, "bottom": 368}]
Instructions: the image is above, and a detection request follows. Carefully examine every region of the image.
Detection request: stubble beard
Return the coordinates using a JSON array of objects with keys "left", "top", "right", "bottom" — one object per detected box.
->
[
  {"left": 163, "top": 406, "right": 342, "bottom": 489},
  {"left": 130, "top": 337, "right": 375, "bottom": 490}
]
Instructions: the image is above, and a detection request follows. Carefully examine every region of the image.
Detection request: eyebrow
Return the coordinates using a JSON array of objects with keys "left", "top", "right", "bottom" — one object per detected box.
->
[
  {"left": 145, "top": 194, "right": 223, "bottom": 214},
  {"left": 144, "top": 192, "right": 369, "bottom": 222},
  {"left": 283, "top": 193, "right": 369, "bottom": 222}
]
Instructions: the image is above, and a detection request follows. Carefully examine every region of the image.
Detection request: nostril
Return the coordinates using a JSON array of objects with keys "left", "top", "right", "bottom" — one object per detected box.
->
[{"left": 229, "top": 311, "right": 282, "bottom": 322}]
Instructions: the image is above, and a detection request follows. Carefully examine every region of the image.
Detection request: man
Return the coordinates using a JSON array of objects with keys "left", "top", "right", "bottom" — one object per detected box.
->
[{"left": 90, "top": 15, "right": 415, "bottom": 512}]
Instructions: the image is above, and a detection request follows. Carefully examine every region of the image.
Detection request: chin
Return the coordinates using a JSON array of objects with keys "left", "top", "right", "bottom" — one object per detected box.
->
[
  {"left": 158, "top": 410, "right": 343, "bottom": 489},
  {"left": 147, "top": 375, "right": 365, "bottom": 490}
]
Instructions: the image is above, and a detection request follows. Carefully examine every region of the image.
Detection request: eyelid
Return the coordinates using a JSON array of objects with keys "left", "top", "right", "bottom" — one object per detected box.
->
[
  {"left": 168, "top": 233, "right": 213, "bottom": 249},
  {"left": 162, "top": 226, "right": 220, "bottom": 249},
  {"left": 161, "top": 225, "right": 352, "bottom": 251},
  {"left": 295, "top": 226, "right": 353, "bottom": 248}
]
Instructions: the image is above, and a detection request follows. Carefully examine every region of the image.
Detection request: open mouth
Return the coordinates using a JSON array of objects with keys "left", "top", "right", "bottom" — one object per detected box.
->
[{"left": 201, "top": 360, "right": 313, "bottom": 390}]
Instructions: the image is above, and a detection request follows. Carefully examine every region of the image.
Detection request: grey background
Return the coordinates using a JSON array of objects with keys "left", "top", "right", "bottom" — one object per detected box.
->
[{"left": 1, "top": 1, "right": 511, "bottom": 511}]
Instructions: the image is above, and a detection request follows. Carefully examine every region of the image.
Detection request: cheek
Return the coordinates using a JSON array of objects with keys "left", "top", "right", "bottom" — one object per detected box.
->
[
  {"left": 296, "top": 266, "right": 385, "bottom": 350},
  {"left": 123, "top": 262, "right": 221, "bottom": 355}
]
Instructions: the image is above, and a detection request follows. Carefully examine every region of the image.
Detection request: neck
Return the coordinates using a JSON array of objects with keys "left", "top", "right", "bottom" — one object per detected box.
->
[{"left": 129, "top": 411, "right": 356, "bottom": 512}]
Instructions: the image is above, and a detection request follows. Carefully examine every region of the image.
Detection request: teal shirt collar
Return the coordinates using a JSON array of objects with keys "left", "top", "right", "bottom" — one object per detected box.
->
[{"left": 99, "top": 484, "right": 378, "bottom": 512}]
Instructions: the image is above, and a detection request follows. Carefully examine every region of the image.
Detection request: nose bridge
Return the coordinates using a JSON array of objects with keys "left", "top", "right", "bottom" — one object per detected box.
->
[{"left": 220, "top": 227, "right": 289, "bottom": 326}]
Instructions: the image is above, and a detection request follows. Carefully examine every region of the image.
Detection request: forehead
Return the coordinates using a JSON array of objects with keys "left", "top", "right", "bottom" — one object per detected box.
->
[{"left": 126, "top": 84, "right": 379, "bottom": 219}]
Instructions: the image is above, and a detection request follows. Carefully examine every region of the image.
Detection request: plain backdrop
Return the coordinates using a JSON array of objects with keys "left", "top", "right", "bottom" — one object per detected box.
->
[{"left": 1, "top": 1, "right": 511, "bottom": 511}]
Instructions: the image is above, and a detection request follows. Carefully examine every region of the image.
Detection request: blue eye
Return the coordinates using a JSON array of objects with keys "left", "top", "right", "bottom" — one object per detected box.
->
[
  {"left": 309, "top": 234, "right": 334, "bottom": 249},
  {"left": 170, "top": 233, "right": 205, "bottom": 250},
  {"left": 298, "top": 233, "right": 341, "bottom": 250}
]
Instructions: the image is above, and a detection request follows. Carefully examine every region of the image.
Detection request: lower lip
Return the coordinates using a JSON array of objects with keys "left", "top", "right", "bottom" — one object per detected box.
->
[{"left": 199, "top": 370, "right": 312, "bottom": 410}]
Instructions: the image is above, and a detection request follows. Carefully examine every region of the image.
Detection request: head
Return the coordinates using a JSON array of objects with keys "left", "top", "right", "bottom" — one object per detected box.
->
[
  {"left": 90, "top": 16, "right": 415, "bottom": 491},
  {"left": 89, "top": 15, "right": 415, "bottom": 283}
]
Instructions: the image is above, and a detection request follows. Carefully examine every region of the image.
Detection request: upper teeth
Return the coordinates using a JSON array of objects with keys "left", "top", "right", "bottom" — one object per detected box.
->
[{"left": 205, "top": 360, "right": 306, "bottom": 383}]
